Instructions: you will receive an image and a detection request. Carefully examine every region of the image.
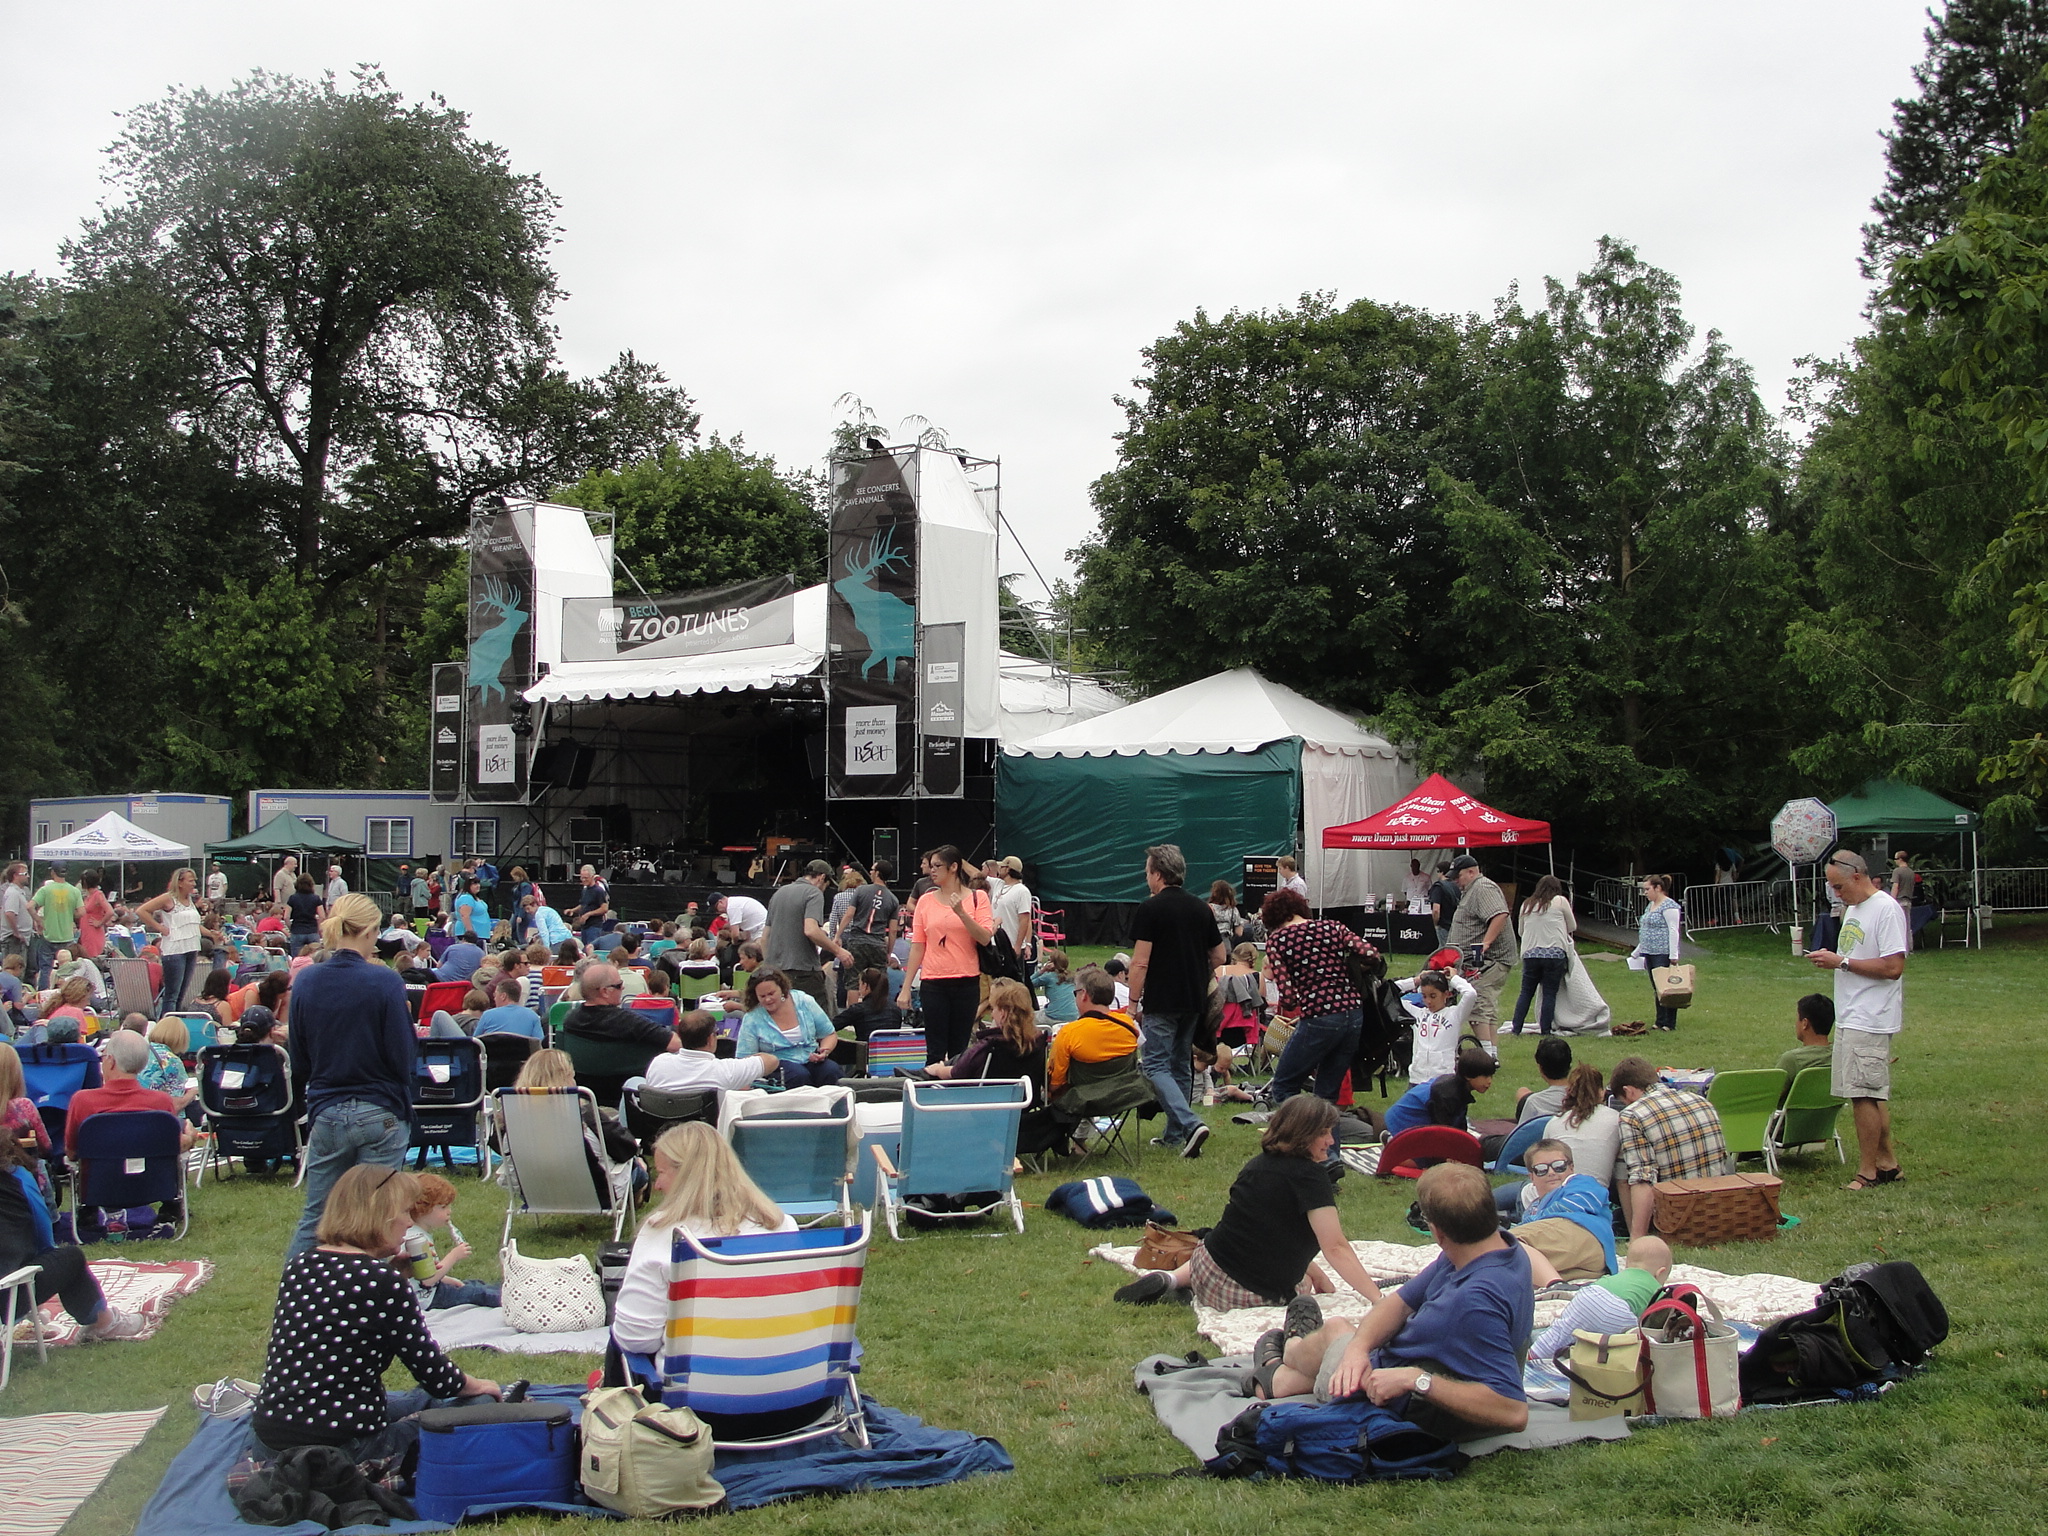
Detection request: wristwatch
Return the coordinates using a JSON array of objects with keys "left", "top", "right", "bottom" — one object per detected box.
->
[{"left": 1412, "top": 1371, "right": 1434, "bottom": 1397}]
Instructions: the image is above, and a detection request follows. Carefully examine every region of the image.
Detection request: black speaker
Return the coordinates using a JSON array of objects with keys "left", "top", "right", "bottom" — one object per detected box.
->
[
  {"left": 872, "top": 826, "right": 900, "bottom": 874},
  {"left": 569, "top": 817, "right": 604, "bottom": 844},
  {"left": 532, "top": 743, "right": 595, "bottom": 790}
]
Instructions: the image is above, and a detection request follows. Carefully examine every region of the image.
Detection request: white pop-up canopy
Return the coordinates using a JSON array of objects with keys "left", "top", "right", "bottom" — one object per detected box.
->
[{"left": 33, "top": 811, "right": 191, "bottom": 862}]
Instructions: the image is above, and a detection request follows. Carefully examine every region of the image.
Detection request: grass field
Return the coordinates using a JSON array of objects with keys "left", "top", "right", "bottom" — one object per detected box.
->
[{"left": 14, "top": 921, "right": 2048, "bottom": 1535}]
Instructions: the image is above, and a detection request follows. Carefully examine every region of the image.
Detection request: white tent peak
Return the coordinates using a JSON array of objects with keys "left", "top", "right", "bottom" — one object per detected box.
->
[
  {"left": 1004, "top": 668, "right": 1394, "bottom": 758},
  {"left": 32, "top": 811, "right": 192, "bottom": 861}
]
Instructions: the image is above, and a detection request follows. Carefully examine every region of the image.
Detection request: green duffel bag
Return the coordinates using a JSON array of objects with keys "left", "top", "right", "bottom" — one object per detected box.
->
[{"left": 579, "top": 1385, "right": 726, "bottom": 1518}]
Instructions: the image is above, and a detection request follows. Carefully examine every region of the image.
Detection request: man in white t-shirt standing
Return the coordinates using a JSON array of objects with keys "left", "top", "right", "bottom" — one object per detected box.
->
[
  {"left": 992, "top": 856, "right": 1035, "bottom": 969},
  {"left": 1807, "top": 849, "right": 1907, "bottom": 1190}
]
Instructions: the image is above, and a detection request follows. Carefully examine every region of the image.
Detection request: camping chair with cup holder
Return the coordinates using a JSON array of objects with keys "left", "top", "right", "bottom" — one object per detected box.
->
[
  {"left": 71, "top": 1108, "right": 190, "bottom": 1241},
  {"left": 1049, "top": 1050, "right": 1155, "bottom": 1170},
  {"left": 195, "top": 1042, "right": 302, "bottom": 1184},
  {"left": 872, "top": 1079, "right": 1030, "bottom": 1241},
  {"left": 409, "top": 1037, "right": 490, "bottom": 1178},
  {"left": 621, "top": 1082, "right": 720, "bottom": 1160}
]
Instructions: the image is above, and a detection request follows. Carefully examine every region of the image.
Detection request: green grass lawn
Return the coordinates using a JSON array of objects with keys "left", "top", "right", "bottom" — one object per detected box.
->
[{"left": 16, "top": 921, "right": 2048, "bottom": 1535}]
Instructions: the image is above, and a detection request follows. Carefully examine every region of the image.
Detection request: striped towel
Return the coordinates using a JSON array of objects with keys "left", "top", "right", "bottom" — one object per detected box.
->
[{"left": 0, "top": 1408, "right": 167, "bottom": 1536}]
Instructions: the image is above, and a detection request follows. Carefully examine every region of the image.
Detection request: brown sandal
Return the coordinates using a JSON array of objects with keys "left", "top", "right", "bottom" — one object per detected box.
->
[{"left": 1844, "top": 1173, "right": 1882, "bottom": 1191}]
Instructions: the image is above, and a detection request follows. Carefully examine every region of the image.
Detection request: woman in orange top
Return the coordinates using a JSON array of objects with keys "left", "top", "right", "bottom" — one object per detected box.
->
[{"left": 896, "top": 844, "right": 993, "bottom": 1065}]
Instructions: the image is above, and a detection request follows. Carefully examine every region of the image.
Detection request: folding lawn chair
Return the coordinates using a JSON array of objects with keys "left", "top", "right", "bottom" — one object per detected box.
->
[
  {"left": 72, "top": 1109, "right": 190, "bottom": 1240},
  {"left": 557, "top": 1028, "right": 661, "bottom": 1109},
  {"left": 1051, "top": 1052, "right": 1155, "bottom": 1169},
  {"left": 492, "top": 1086, "right": 634, "bottom": 1244},
  {"left": 674, "top": 966, "right": 723, "bottom": 1004},
  {"left": 620, "top": 1217, "right": 871, "bottom": 1449},
  {"left": 622, "top": 1082, "right": 720, "bottom": 1159},
  {"left": 165, "top": 1010, "right": 225, "bottom": 1051},
  {"left": 20, "top": 1042, "right": 101, "bottom": 1193},
  {"left": 547, "top": 1000, "right": 574, "bottom": 1040},
  {"left": 1375, "top": 1125, "right": 1486, "bottom": 1180},
  {"left": 872, "top": 1079, "right": 1029, "bottom": 1241},
  {"left": 1706, "top": 1068, "right": 1788, "bottom": 1174},
  {"left": 1491, "top": 1115, "right": 1551, "bottom": 1175},
  {"left": 415, "top": 980, "right": 471, "bottom": 1027},
  {"left": 195, "top": 1043, "right": 302, "bottom": 1184},
  {"left": 726, "top": 1087, "right": 858, "bottom": 1227},
  {"left": 108, "top": 958, "right": 158, "bottom": 1017},
  {"left": 627, "top": 997, "right": 680, "bottom": 1031},
  {"left": 863, "top": 1030, "right": 926, "bottom": 1077},
  {"left": 1765, "top": 1066, "right": 1847, "bottom": 1167},
  {"left": 1032, "top": 905, "right": 1065, "bottom": 948},
  {"left": 410, "top": 1037, "right": 489, "bottom": 1177},
  {"left": 1, "top": 1262, "right": 49, "bottom": 1390},
  {"left": 478, "top": 1031, "right": 539, "bottom": 1092}
]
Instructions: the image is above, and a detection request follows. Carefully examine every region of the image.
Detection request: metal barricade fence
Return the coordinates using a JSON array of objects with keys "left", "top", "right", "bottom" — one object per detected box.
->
[
  {"left": 1979, "top": 866, "right": 2048, "bottom": 912},
  {"left": 1576, "top": 874, "right": 1644, "bottom": 933},
  {"left": 1681, "top": 879, "right": 1794, "bottom": 933}
]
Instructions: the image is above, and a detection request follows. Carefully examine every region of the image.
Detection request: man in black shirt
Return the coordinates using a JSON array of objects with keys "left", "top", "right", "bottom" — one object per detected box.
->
[
  {"left": 843, "top": 860, "right": 900, "bottom": 976},
  {"left": 1428, "top": 862, "right": 1460, "bottom": 948},
  {"left": 1127, "top": 844, "right": 1226, "bottom": 1157}
]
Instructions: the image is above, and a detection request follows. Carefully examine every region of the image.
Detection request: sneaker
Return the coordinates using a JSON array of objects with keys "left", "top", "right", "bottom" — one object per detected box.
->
[
  {"left": 1180, "top": 1122, "right": 1211, "bottom": 1160},
  {"left": 86, "top": 1309, "right": 149, "bottom": 1341},
  {"left": 1115, "top": 1271, "right": 1175, "bottom": 1306},
  {"left": 193, "top": 1378, "right": 263, "bottom": 1418},
  {"left": 1283, "top": 1295, "right": 1324, "bottom": 1339}
]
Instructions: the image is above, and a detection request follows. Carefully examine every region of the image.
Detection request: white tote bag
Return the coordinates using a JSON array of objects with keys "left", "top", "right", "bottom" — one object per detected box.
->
[
  {"left": 1641, "top": 1293, "right": 1741, "bottom": 1418},
  {"left": 500, "top": 1240, "right": 605, "bottom": 1333}
]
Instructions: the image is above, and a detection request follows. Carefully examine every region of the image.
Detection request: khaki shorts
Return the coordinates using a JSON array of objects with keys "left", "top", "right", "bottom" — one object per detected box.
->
[
  {"left": 1511, "top": 1217, "right": 1606, "bottom": 1281},
  {"left": 1832, "top": 1029, "right": 1892, "bottom": 1100}
]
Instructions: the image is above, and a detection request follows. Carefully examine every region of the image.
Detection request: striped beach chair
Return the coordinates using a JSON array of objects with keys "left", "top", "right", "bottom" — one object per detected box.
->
[
  {"left": 626, "top": 1218, "right": 871, "bottom": 1450},
  {"left": 863, "top": 1029, "right": 926, "bottom": 1076}
]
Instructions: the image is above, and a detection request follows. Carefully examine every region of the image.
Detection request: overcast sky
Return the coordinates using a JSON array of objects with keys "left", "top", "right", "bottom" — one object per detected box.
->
[{"left": 6, "top": 1, "right": 1935, "bottom": 598}]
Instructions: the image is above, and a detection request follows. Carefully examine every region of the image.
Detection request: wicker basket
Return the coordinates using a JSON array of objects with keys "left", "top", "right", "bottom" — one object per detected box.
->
[{"left": 1651, "top": 1173, "right": 1782, "bottom": 1244}]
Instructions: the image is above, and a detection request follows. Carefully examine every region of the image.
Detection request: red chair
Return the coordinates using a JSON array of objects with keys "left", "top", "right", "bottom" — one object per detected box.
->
[
  {"left": 541, "top": 965, "right": 573, "bottom": 989},
  {"left": 1374, "top": 1126, "right": 1486, "bottom": 1180},
  {"left": 628, "top": 997, "right": 680, "bottom": 1030},
  {"left": 416, "top": 980, "right": 471, "bottom": 1025}
]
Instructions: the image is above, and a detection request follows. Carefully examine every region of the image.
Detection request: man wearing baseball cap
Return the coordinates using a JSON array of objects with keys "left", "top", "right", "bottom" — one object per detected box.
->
[
  {"left": 1807, "top": 849, "right": 1908, "bottom": 1190},
  {"left": 992, "top": 855, "right": 1035, "bottom": 971},
  {"left": 1443, "top": 855, "right": 1516, "bottom": 1054},
  {"left": 764, "top": 859, "right": 854, "bottom": 1018}
]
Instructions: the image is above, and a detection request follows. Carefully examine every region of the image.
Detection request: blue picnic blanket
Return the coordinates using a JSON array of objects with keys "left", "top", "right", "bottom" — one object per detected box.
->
[{"left": 136, "top": 1387, "right": 1011, "bottom": 1534}]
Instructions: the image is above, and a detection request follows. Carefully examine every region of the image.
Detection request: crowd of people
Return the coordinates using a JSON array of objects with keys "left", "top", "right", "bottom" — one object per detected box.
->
[{"left": 0, "top": 835, "right": 1917, "bottom": 1493}]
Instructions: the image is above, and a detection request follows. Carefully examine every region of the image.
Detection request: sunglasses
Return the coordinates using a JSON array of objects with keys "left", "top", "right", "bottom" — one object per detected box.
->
[{"left": 1528, "top": 1159, "right": 1573, "bottom": 1176}]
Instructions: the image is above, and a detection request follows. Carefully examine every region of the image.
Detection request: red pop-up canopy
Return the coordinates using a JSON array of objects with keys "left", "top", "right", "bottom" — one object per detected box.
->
[{"left": 1320, "top": 773, "right": 1551, "bottom": 849}]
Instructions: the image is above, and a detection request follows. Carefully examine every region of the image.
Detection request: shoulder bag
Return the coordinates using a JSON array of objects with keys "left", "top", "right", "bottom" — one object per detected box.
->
[
  {"left": 1641, "top": 1293, "right": 1741, "bottom": 1419},
  {"left": 1552, "top": 1329, "right": 1647, "bottom": 1420},
  {"left": 1134, "top": 1220, "right": 1201, "bottom": 1271},
  {"left": 500, "top": 1240, "right": 606, "bottom": 1333},
  {"left": 580, "top": 1384, "right": 726, "bottom": 1517}
]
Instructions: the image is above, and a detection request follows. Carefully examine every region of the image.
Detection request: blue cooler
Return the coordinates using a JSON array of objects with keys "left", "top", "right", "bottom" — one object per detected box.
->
[{"left": 412, "top": 1402, "right": 578, "bottom": 1521}]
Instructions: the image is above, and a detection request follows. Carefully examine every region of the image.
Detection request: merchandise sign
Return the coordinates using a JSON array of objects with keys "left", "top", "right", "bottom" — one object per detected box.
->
[
  {"left": 430, "top": 662, "right": 464, "bottom": 802},
  {"left": 826, "top": 451, "right": 918, "bottom": 799}
]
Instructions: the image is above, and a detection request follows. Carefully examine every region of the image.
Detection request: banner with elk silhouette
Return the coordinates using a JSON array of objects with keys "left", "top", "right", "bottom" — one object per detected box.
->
[
  {"left": 826, "top": 451, "right": 919, "bottom": 799},
  {"left": 465, "top": 501, "right": 536, "bottom": 802}
]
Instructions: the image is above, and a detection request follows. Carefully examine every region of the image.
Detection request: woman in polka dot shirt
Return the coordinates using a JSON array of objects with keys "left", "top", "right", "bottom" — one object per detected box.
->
[{"left": 253, "top": 1164, "right": 501, "bottom": 1463}]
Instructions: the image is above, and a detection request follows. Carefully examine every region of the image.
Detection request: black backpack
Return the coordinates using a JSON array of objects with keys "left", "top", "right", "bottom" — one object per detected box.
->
[{"left": 1740, "top": 1260, "right": 1949, "bottom": 1403}]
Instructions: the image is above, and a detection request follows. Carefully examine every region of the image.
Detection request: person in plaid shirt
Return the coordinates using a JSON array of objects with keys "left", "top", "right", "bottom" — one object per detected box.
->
[
  {"left": 1260, "top": 888, "right": 1382, "bottom": 1105},
  {"left": 1611, "top": 1055, "right": 1728, "bottom": 1238}
]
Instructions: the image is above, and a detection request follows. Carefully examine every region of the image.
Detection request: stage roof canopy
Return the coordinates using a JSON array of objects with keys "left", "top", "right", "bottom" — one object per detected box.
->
[{"left": 1320, "top": 772, "right": 1551, "bottom": 849}]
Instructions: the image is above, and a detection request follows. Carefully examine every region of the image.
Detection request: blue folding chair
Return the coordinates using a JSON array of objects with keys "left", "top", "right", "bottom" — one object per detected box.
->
[
  {"left": 410, "top": 1037, "right": 490, "bottom": 1178},
  {"left": 871, "top": 1079, "right": 1029, "bottom": 1241},
  {"left": 726, "top": 1088, "right": 857, "bottom": 1227},
  {"left": 72, "top": 1109, "right": 189, "bottom": 1241},
  {"left": 620, "top": 1218, "right": 871, "bottom": 1450},
  {"left": 20, "top": 1043, "right": 102, "bottom": 1185},
  {"left": 627, "top": 997, "right": 680, "bottom": 1031},
  {"left": 195, "top": 1043, "right": 302, "bottom": 1184},
  {"left": 1492, "top": 1114, "right": 1552, "bottom": 1174}
]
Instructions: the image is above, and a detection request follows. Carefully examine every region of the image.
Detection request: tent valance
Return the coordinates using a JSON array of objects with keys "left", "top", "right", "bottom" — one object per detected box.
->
[
  {"left": 207, "top": 811, "right": 362, "bottom": 856},
  {"left": 33, "top": 812, "right": 190, "bottom": 862},
  {"left": 1006, "top": 668, "right": 1395, "bottom": 758},
  {"left": 1321, "top": 773, "right": 1550, "bottom": 849}
]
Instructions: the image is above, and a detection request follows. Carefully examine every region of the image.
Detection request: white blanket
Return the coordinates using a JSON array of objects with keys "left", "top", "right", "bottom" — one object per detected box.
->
[
  {"left": 425, "top": 1302, "right": 611, "bottom": 1355},
  {"left": 1092, "top": 1239, "right": 1817, "bottom": 1356}
]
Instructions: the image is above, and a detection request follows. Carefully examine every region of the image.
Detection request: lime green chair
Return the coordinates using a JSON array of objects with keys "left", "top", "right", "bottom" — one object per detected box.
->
[
  {"left": 1766, "top": 1066, "right": 1846, "bottom": 1168},
  {"left": 547, "top": 1000, "right": 574, "bottom": 1042},
  {"left": 676, "top": 968, "right": 724, "bottom": 1004},
  {"left": 1706, "top": 1069, "right": 1788, "bottom": 1173}
]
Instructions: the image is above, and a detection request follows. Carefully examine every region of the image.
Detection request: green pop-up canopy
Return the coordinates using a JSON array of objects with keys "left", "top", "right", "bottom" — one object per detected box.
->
[
  {"left": 206, "top": 811, "right": 363, "bottom": 855},
  {"left": 1828, "top": 778, "right": 1979, "bottom": 837}
]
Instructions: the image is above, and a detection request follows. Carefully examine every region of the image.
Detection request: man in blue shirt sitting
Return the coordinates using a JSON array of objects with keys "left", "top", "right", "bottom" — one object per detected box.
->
[
  {"left": 434, "top": 938, "right": 484, "bottom": 982},
  {"left": 473, "top": 975, "right": 545, "bottom": 1039},
  {"left": 1267, "top": 1162, "right": 1531, "bottom": 1441}
]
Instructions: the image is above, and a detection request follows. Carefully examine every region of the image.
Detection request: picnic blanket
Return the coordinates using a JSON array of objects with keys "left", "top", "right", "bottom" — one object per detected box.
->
[
  {"left": 8, "top": 1258, "right": 214, "bottom": 1347},
  {"left": 136, "top": 1387, "right": 1011, "bottom": 1534},
  {"left": 1133, "top": 1353, "right": 1631, "bottom": 1465},
  {"left": 0, "top": 1407, "right": 168, "bottom": 1536},
  {"left": 1090, "top": 1238, "right": 1815, "bottom": 1359},
  {"left": 424, "top": 1303, "right": 610, "bottom": 1356}
]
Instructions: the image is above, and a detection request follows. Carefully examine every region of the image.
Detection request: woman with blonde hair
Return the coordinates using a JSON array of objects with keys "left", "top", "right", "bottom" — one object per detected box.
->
[
  {"left": 138, "top": 866, "right": 223, "bottom": 1016},
  {"left": 610, "top": 1122, "right": 795, "bottom": 1357},
  {"left": 284, "top": 893, "right": 418, "bottom": 1260},
  {"left": 505, "top": 1048, "right": 641, "bottom": 1201},
  {"left": 255, "top": 1164, "right": 499, "bottom": 1461}
]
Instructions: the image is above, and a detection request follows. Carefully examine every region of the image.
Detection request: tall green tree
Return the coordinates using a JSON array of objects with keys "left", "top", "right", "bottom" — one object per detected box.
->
[
  {"left": 1864, "top": 0, "right": 2048, "bottom": 276},
  {"left": 60, "top": 68, "right": 696, "bottom": 583},
  {"left": 1383, "top": 240, "right": 1801, "bottom": 867},
  {"left": 1071, "top": 294, "right": 1477, "bottom": 709}
]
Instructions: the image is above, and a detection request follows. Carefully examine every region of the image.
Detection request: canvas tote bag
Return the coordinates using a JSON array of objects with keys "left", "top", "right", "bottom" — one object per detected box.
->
[{"left": 1641, "top": 1294, "right": 1741, "bottom": 1419}]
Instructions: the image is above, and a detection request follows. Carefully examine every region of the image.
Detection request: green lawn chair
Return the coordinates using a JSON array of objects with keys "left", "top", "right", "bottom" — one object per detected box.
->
[
  {"left": 1765, "top": 1066, "right": 1847, "bottom": 1167},
  {"left": 1706, "top": 1068, "right": 1788, "bottom": 1174},
  {"left": 547, "top": 1000, "right": 574, "bottom": 1043}
]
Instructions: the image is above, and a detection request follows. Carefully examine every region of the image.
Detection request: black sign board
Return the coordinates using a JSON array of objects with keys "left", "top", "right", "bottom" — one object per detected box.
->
[
  {"left": 826, "top": 453, "right": 918, "bottom": 800},
  {"left": 465, "top": 503, "right": 535, "bottom": 803},
  {"left": 919, "top": 621, "right": 964, "bottom": 797},
  {"left": 430, "top": 662, "right": 463, "bottom": 802},
  {"left": 1241, "top": 854, "right": 1281, "bottom": 910}
]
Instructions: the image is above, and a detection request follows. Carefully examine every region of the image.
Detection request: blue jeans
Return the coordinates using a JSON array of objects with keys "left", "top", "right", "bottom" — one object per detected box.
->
[
  {"left": 32, "top": 937, "right": 58, "bottom": 990},
  {"left": 157, "top": 949, "right": 198, "bottom": 1015},
  {"left": 1139, "top": 1009, "right": 1202, "bottom": 1144},
  {"left": 287, "top": 1099, "right": 413, "bottom": 1260},
  {"left": 427, "top": 1278, "right": 502, "bottom": 1309},
  {"left": 779, "top": 1059, "right": 844, "bottom": 1089},
  {"left": 1641, "top": 953, "right": 1677, "bottom": 1031},
  {"left": 1511, "top": 955, "right": 1568, "bottom": 1033},
  {"left": 1268, "top": 1006, "right": 1363, "bottom": 1105}
]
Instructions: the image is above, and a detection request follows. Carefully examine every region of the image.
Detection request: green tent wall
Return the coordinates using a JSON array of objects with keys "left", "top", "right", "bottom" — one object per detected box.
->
[{"left": 995, "top": 740, "right": 1301, "bottom": 905}]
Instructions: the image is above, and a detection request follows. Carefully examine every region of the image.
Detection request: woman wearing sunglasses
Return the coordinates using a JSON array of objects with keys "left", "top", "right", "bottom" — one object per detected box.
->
[{"left": 1499, "top": 1138, "right": 1616, "bottom": 1286}]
